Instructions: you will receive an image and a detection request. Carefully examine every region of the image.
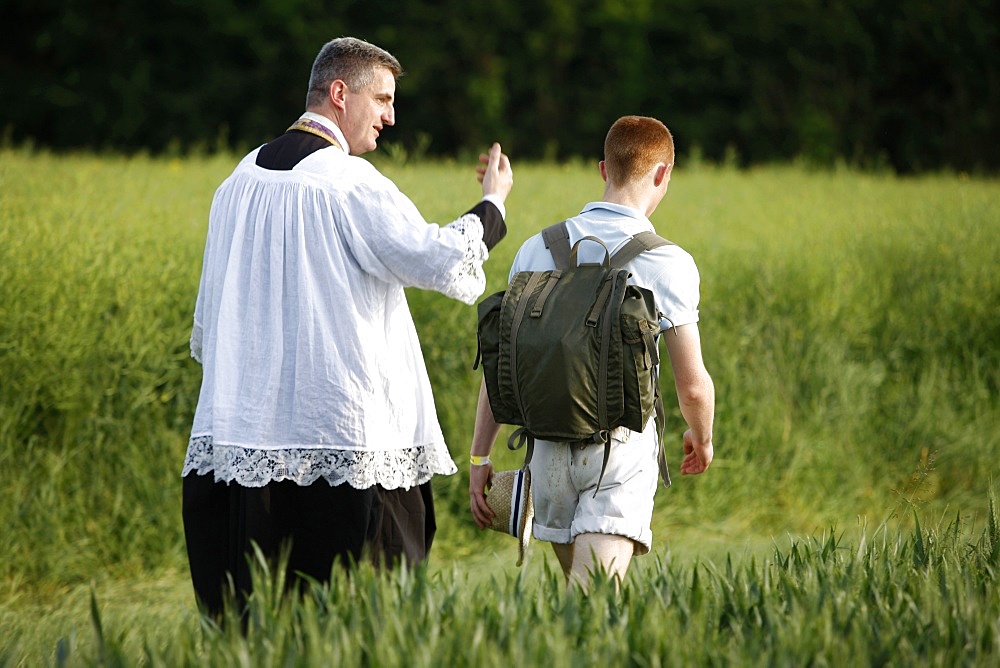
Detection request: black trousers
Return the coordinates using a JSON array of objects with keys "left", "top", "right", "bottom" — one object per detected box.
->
[{"left": 182, "top": 473, "right": 436, "bottom": 618}]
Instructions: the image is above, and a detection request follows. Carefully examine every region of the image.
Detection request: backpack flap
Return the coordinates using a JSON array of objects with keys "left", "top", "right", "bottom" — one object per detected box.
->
[{"left": 494, "top": 263, "right": 634, "bottom": 442}]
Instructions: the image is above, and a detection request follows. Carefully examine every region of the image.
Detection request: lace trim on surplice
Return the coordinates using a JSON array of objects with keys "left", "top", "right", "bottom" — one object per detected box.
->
[
  {"left": 440, "top": 214, "right": 488, "bottom": 305},
  {"left": 181, "top": 435, "right": 457, "bottom": 490}
]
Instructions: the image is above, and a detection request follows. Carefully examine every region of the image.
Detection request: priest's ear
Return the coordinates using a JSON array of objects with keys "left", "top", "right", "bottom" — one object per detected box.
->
[{"left": 328, "top": 80, "right": 349, "bottom": 111}]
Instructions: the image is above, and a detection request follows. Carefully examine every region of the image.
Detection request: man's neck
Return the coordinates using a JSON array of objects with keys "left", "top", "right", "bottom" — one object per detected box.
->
[
  {"left": 602, "top": 187, "right": 657, "bottom": 218},
  {"left": 301, "top": 110, "right": 350, "bottom": 154}
]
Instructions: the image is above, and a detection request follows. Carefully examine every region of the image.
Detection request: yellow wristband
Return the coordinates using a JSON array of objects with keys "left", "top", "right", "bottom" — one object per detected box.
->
[{"left": 470, "top": 454, "right": 491, "bottom": 466}]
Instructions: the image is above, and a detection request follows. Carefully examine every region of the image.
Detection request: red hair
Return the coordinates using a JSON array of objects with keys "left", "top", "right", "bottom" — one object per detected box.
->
[{"left": 603, "top": 116, "right": 675, "bottom": 187}]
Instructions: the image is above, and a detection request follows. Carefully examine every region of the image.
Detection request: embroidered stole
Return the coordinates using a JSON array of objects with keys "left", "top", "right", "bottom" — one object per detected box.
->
[{"left": 286, "top": 118, "right": 344, "bottom": 151}]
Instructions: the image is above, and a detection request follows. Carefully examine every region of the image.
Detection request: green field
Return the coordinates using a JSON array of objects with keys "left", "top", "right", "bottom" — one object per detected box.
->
[{"left": 1, "top": 148, "right": 998, "bottom": 664}]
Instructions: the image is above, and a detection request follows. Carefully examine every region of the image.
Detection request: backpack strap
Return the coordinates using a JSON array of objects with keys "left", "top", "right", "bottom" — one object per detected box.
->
[
  {"left": 541, "top": 221, "right": 572, "bottom": 270},
  {"left": 610, "top": 231, "right": 673, "bottom": 269},
  {"left": 546, "top": 225, "right": 672, "bottom": 270},
  {"left": 652, "top": 367, "right": 672, "bottom": 489},
  {"left": 613, "top": 230, "right": 674, "bottom": 488}
]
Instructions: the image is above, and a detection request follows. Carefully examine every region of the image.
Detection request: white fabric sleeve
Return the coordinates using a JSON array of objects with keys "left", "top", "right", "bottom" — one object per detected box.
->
[
  {"left": 190, "top": 321, "right": 203, "bottom": 364},
  {"left": 655, "top": 253, "right": 701, "bottom": 330},
  {"left": 440, "top": 214, "right": 489, "bottom": 304},
  {"left": 189, "top": 196, "right": 223, "bottom": 365},
  {"left": 339, "top": 178, "right": 489, "bottom": 304}
]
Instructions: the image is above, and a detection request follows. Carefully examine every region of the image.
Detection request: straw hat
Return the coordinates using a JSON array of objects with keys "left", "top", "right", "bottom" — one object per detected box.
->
[{"left": 486, "top": 468, "right": 534, "bottom": 566}]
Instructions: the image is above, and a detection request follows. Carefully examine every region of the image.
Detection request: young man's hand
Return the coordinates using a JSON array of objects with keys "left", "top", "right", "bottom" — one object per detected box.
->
[
  {"left": 469, "top": 462, "right": 496, "bottom": 529},
  {"left": 680, "top": 429, "right": 714, "bottom": 475}
]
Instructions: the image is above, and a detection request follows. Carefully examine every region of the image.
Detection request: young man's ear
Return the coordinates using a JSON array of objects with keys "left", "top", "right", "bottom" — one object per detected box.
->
[
  {"left": 599, "top": 160, "right": 608, "bottom": 183},
  {"left": 653, "top": 162, "right": 671, "bottom": 187}
]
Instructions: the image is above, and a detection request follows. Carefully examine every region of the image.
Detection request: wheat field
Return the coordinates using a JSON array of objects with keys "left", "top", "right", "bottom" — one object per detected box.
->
[{"left": 1, "top": 149, "right": 997, "bottom": 663}]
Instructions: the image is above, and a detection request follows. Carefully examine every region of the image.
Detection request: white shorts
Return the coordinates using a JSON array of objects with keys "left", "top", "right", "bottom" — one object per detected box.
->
[{"left": 527, "top": 425, "right": 660, "bottom": 554}]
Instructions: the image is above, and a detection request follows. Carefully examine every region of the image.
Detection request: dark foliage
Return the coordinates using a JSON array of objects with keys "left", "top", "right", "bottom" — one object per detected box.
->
[{"left": 1, "top": 0, "right": 997, "bottom": 172}]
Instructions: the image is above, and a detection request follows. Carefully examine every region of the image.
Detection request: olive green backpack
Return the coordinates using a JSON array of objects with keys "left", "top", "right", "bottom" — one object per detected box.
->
[{"left": 474, "top": 221, "right": 673, "bottom": 491}]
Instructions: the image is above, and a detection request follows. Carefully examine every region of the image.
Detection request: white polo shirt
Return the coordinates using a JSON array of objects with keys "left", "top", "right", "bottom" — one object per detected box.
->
[{"left": 509, "top": 201, "right": 701, "bottom": 332}]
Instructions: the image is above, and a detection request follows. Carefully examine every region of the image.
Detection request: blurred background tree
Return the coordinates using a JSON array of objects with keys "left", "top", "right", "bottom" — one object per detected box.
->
[{"left": 1, "top": 0, "right": 997, "bottom": 172}]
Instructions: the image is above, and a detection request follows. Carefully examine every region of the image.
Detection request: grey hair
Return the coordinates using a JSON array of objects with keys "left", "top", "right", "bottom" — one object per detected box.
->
[{"left": 305, "top": 37, "right": 403, "bottom": 108}]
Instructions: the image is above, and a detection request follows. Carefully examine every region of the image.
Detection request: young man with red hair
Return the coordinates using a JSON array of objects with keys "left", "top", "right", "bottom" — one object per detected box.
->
[{"left": 469, "top": 116, "right": 714, "bottom": 589}]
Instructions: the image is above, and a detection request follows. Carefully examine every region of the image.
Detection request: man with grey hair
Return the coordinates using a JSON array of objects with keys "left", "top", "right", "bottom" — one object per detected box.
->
[{"left": 182, "top": 36, "right": 513, "bottom": 618}]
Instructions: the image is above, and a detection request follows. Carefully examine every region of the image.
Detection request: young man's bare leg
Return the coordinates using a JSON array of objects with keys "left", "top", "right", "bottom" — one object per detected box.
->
[{"left": 569, "top": 533, "right": 635, "bottom": 592}]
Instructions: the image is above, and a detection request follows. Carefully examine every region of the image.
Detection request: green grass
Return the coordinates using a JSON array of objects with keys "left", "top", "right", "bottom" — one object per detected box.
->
[
  {"left": 1, "top": 148, "right": 998, "bottom": 663},
  {"left": 4, "top": 504, "right": 998, "bottom": 665}
]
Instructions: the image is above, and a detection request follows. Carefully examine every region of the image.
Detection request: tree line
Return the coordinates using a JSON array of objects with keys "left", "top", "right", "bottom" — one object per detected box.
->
[{"left": 2, "top": 0, "right": 997, "bottom": 172}]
